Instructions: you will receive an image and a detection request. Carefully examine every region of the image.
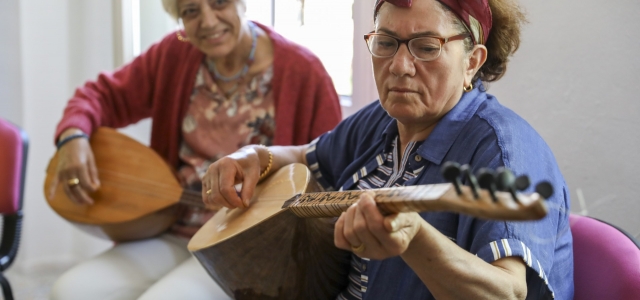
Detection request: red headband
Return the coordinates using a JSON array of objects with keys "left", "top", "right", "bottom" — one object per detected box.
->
[{"left": 373, "top": 0, "right": 492, "bottom": 45}]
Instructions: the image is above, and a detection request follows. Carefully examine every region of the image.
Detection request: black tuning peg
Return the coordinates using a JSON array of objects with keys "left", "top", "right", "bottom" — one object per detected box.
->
[
  {"left": 535, "top": 181, "right": 554, "bottom": 199},
  {"left": 441, "top": 161, "right": 462, "bottom": 195},
  {"left": 495, "top": 167, "right": 515, "bottom": 191},
  {"left": 477, "top": 168, "right": 498, "bottom": 202},
  {"left": 460, "top": 164, "right": 479, "bottom": 199},
  {"left": 515, "top": 175, "right": 530, "bottom": 191},
  {"left": 496, "top": 167, "right": 519, "bottom": 202}
]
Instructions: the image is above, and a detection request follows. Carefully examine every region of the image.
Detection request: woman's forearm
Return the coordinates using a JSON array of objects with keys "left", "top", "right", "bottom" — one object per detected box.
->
[{"left": 401, "top": 221, "right": 527, "bottom": 300}]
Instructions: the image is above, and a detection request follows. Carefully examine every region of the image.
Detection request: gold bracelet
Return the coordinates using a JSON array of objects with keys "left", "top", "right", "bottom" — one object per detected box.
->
[{"left": 258, "top": 145, "right": 273, "bottom": 181}]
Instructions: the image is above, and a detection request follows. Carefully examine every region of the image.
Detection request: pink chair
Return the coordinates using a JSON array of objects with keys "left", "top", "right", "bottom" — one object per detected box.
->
[
  {"left": 570, "top": 213, "right": 640, "bottom": 300},
  {"left": 0, "top": 118, "right": 28, "bottom": 300}
]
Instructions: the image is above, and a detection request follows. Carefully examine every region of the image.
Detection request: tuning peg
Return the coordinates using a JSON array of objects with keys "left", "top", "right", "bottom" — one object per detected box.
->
[
  {"left": 515, "top": 175, "right": 530, "bottom": 191},
  {"left": 535, "top": 181, "right": 554, "bottom": 199},
  {"left": 476, "top": 168, "right": 498, "bottom": 202},
  {"left": 495, "top": 167, "right": 515, "bottom": 191},
  {"left": 441, "top": 161, "right": 462, "bottom": 195},
  {"left": 460, "top": 164, "right": 479, "bottom": 199},
  {"left": 496, "top": 167, "right": 519, "bottom": 202}
]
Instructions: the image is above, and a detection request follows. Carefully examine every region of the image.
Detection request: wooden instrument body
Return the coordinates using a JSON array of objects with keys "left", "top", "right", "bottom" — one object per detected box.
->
[
  {"left": 44, "top": 127, "right": 186, "bottom": 242},
  {"left": 189, "top": 163, "right": 351, "bottom": 299},
  {"left": 192, "top": 210, "right": 350, "bottom": 300}
]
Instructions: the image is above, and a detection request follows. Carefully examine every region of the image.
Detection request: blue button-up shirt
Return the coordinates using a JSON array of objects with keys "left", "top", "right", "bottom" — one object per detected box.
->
[{"left": 306, "top": 83, "right": 574, "bottom": 300}]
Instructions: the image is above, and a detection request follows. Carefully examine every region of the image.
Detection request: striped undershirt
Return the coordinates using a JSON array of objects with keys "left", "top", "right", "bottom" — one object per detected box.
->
[{"left": 337, "top": 136, "right": 425, "bottom": 300}]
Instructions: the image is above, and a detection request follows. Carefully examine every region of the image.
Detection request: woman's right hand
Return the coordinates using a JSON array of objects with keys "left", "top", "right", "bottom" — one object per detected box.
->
[
  {"left": 202, "top": 146, "right": 263, "bottom": 210},
  {"left": 48, "top": 128, "right": 101, "bottom": 205}
]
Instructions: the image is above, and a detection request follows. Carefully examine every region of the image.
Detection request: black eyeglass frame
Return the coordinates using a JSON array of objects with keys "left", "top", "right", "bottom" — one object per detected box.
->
[{"left": 363, "top": 31, "right": 471, "bottom": 61}]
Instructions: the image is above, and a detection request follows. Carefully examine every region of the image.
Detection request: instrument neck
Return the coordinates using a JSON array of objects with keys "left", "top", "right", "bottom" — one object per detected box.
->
[{"left": 282, "top": 184, "right": 451, "bottom": 218}]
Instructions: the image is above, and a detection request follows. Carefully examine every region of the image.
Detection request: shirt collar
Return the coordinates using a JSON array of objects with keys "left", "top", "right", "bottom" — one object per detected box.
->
[{"left": 380, "top": 117, "right": 399, "bottom": 153}]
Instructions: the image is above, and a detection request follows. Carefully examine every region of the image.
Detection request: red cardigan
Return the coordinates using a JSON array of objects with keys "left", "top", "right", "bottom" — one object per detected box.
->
[{"left": 56, "top": 23, "right": 342, "bottom": 168}]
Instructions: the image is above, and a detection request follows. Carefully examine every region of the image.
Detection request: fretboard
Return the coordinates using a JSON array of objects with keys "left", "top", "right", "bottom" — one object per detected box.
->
[{"left": 282, "top": 184, "right": 451, "bottom": 218}]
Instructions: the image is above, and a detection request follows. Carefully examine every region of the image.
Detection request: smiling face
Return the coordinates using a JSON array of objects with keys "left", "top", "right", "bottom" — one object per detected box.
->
[
  {"left": 373, "top": 0, "right": 473, "bottom": 129},
  {"left": 178, "top": 0, "right": 247, "bottom": 59}
]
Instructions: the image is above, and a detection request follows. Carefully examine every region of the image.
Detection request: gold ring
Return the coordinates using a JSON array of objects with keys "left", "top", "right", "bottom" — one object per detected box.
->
[
  {"left": 67, "top": 178, "right": 80, "bottom": 187},
  {"left": 206, "top": 189, "right": 212, "bottom": 195},
  {"left": 351, "top": 243, "right": 365, "bottom": 253}
]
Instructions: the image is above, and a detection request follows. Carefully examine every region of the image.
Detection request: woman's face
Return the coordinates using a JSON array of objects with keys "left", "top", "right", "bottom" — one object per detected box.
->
[
  {"left": 178, "top": 0, "right": 247, "bottom": 59},
  {"left": 373, "top": 0, "right": 472, "bottom": 128}
]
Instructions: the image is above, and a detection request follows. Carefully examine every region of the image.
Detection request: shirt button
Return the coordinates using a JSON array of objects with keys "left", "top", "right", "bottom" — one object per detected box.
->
[
  {"left": 414, "top": 155, "right": 422, "bottom": 162},
  {"left": 362, "top": 263, "right": 367, "bottom": 272}
]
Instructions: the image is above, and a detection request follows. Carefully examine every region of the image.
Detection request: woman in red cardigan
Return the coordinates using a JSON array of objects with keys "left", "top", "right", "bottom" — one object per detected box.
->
[{"left": 48, "top": 0, "right": 342, "bottom": 299}]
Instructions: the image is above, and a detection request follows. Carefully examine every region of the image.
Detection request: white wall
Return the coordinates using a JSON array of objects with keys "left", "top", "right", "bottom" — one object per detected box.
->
[
  {"left": 0, "top": 0, "right": 23, "bottom": 126},
  {"left": 12, "top": 0, "right": 115, "bottom": 273},
  {"left": 349, "top": 0, "right": 379, "bottom": 116},
  {"left": 140, "top": 0, "right": 176, "bottom": 53},
  {"left": 1, "top": 0, "right": 639, "bottom": 284},
  {"left": 489, "top": 0, "right": 640, "bottom": 237}
]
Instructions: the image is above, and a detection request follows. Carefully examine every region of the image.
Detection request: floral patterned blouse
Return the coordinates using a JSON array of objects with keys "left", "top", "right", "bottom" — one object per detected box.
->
[{"left": 171, "top": 59, "right": 275, "bottom": 238}]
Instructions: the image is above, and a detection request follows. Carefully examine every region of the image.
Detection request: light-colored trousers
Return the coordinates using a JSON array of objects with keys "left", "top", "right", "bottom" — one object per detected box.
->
[{"left": 50, "top": 234, "right": 231, "bottom": 300}]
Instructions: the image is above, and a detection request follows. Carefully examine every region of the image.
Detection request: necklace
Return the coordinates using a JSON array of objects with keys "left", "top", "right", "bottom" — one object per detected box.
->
[{"left": 209, "top": 22, "right": 258, "bottom": 82}]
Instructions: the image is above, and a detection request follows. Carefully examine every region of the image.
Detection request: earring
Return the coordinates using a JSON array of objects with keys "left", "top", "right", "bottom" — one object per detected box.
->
[
  {"left": 463, "top": 83, "right": 473, "bottom": 92},
  {"left": 176, "top": 19, "right": 189, "bottom": 42},
  {"left": 176, "top": 30, "right": 189, "bottom": 42}
]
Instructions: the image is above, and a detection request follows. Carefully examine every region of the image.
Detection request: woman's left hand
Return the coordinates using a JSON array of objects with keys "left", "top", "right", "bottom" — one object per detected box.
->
[{"left": 334, "top": 191, "right": 424, "bottom": 260}]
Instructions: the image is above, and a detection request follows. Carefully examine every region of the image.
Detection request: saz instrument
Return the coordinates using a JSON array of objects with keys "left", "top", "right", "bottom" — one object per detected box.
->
[
  {"left": 44, "top": 127, "right": 205, "bottom": 242},
  {"left": 188, "top": 163, "right": 550, "bottom": 300}
]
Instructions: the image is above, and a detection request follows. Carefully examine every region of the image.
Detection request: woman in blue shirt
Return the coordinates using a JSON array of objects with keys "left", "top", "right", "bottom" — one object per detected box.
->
[{"left": 202, "top": 0, "right": 573, "bottom": 299}]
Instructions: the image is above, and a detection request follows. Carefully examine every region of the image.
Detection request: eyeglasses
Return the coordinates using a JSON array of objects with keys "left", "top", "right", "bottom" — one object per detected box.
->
[{"left": 363, "top": 32, "right": 471, "bottom": 61}]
